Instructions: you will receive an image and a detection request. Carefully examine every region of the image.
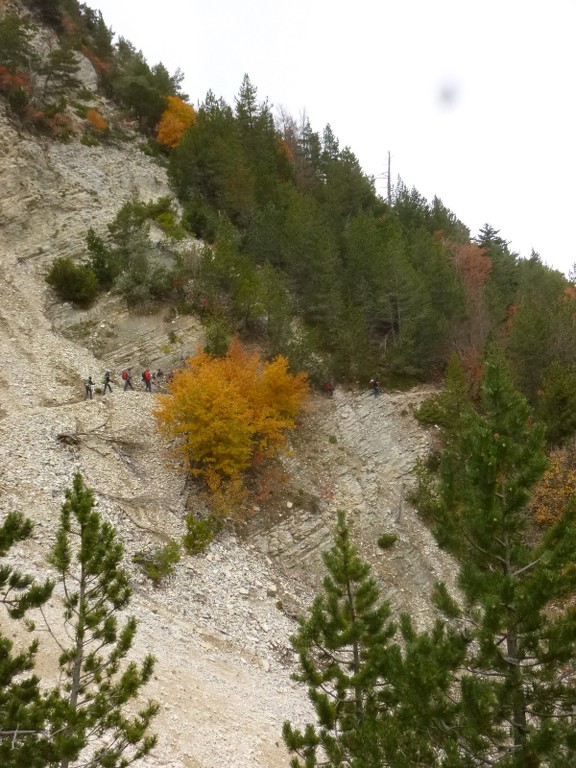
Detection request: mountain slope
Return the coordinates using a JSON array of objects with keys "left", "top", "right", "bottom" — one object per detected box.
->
[{"left": 0, "top": 92, "right": 458, "bottom": 767}]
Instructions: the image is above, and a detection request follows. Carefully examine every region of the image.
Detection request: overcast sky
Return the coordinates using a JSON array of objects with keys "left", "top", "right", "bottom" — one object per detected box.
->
[{"left": 87, "top": 0, "right": 576, "bottom": 276}]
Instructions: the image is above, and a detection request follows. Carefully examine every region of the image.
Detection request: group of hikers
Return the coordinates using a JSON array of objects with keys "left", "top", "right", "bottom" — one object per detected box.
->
[
  {"left": 87, "top": 369, "right": 381, "bottom": 401},
  {"left": 83, "top": 368, "right": 160, "bottom": 400}
]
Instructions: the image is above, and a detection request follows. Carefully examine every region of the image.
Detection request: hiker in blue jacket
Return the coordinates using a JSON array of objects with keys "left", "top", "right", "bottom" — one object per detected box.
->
[{"left": 103, "top": 371, "right": 112, "bottom": 394}]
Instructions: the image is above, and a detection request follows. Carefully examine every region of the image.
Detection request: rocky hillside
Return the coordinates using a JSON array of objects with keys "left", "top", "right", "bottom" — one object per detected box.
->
[{"left": 0, "top": 72, "right": 458, "bottom": 766}]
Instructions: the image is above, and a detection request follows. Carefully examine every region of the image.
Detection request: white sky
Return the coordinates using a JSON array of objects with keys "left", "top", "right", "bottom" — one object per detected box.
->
[{"left": 87, "top": 0, "right": 576, "bottom": 276}]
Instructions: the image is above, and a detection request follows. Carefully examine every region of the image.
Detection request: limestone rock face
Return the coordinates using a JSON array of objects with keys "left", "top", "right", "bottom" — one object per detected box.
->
[
  {"left": 0, "top": 109, "right": 171, "bottom": 266},
  {"left": 76, "top": 52, "right": 99, "bottom": 92}
]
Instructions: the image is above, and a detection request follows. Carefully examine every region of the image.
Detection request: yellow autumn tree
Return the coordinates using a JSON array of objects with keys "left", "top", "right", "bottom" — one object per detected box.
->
[
  {"left": 156, "top": 95, "right": 196, "bottom": 147},
  {"left": 154, "top": 340, "right": 308, "bottom": 511},
  {"left": 530, "top": 442, "right": 576, "bottom": 527},
  {"left": 86, "top": 107, "right": 108, "bottom": 132}
]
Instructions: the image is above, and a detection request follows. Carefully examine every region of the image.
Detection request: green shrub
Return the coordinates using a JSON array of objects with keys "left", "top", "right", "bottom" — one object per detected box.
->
[
  {"left": 7, "top": 87, "right": 29, "bottom": 114},
  {"left": 42, "top": 97, "right": 67, "bottom": 119},
  {"left": 155, "top": 211, "right": 186, "bottom": 241},
  {"left": 138, "top": 141, "right": 155, "bottom": 157},
  {"left": 116, "top": 254, "right": 172, "bottom": 308},
  {"left": 86, "top": 228, "right": 120, "bottom": 290},
  {"left": 149, "top": 264, "right": 173, "bottom": 299},
  {"left": 73, "top": 103, "right": 88, "bottom": 118},
  {"left": 203, "top": 315, "right": 232, "bottom": 358},
  {"left": 406, "top": 457, "right": 439, "bottom": 523},
  {"left": 138, "top": 139, "right": 166, "bottom": 159},
  {"left": 46, "top": 257, "right": 99, "bottom": 307},
  {"left": 182, "top": 197, "right": 218, "bottom": 243},
  {"left": 377, "top": 533, "right": 397, "bottom": 549},
  {"left": 80, "top": 133, "right": 99, "bottom": 147},
  {"left": 76, "top": 87, "right": 94, "bottom": 101},
  {"left": 133, "top": 539, "right": 181, "bottom": 586},
  {"left": 142, "top": 196, "right": 173, "bottom": 219},
  {"left": 182, "top": 514, "right": 223, "bottom": 555},
  {"left": 414, "top": 395, "right": 444, "bottom": 426},
  {"left": 155, "top": 211, "right": 174, "bottom": 231}
]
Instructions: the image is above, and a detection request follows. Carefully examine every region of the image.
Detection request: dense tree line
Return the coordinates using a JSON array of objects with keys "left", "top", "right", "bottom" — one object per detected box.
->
[{"left": 166, "top": 75, "right": 576, "bottom": 424}]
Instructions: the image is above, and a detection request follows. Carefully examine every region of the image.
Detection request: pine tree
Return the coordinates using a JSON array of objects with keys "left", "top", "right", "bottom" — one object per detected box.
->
[
  {"left": 49, "top": 473, "right": 158, "bottom": 768},
  {"left": 283, "top": 510, "right": 398, "bottom": 768},
  {"left": 283, "top": 511, "right": 477, "bottom": 768},
  {"left": 475, "top": 224, "right": 519, "bottom": 326},
  {"left": 234, "top": 73, "right": 258, "bottom": 130},
  {"left": 40, "top": 44, "right": 81, "bottom": 98},
  {"left": 415, "top": 352, "right": 473, "bottom": 432},
  {"left": 0, "top": 11, "right": 35, "bottom": 72},
  {"left": 0, "top": 512, "right": 56, "bottom": 766},
  {"left": 536, "top": 360, "right": 576, "bottom": 445},
  {"left": 321, "top": 123, "right": 340, "bottom": 164},
  {"left": 86, "top": 227, "right": 119, "bottom": 291},
  {"left": 233, "top": 74, "right": 285, "bottom": 214},
  {"left": 431, "top": 346, "right": 576, "bottom": 766}
]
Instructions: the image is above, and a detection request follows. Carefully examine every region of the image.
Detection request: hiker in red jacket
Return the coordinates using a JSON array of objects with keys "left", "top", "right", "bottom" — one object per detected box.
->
[
  {"left": 122, "top": 368, "right": 134, "bottom": 391},
  {"left": 142, "top": 368, "right": 152, "bottom": 392}
]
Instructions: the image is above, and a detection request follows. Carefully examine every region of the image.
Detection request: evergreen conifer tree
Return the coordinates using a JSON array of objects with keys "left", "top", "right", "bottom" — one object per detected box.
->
[
  {"left": 40, "top": 44, "right": 81, "bottom": 98},
  {"left": 0, "top": 11, "right": 35, "bottom": 72},
  {"left": 283, "top": 512, "right": 471, "bottom": 768},
  {"left": 49, "top": 473, "right": 158, "bottom": 768},
  {"left": 431, "top": 346, "right": 576, "bottom": 766},
  {"left": 415, "top": 352, "right": 472, "bottom": 432},
  {"left": 0, "top": 512, "right": 56, "bottom": 765},
  {"left": 282, "top": 510, "right": 398, "bottom": 767}
]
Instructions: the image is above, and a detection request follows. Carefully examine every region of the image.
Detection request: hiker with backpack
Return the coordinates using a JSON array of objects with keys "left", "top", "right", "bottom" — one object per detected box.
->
[
  {"left": 324, "top": 380, "right": 334, "bottom": 397},
  {"left": 142, "top": 368, "right": 152, "bottom": 392},
  {"left": 122, "top": 368, "right": 134, "bottom": 391},
  {"left": 84, "top": 376, "right": 95, "bottom": 400},
  {"left": 370, "top": 378, "right": 380, "bottom": 397},
  {"left": 102, "top": 371, "right": 112, "bottom": 394}
]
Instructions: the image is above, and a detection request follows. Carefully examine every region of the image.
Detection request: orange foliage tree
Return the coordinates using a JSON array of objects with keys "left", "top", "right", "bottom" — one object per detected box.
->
[
  {"left": 0, "top": 66, "right": 29, "bottom": 95},
  {"left": 154, "top": 340, "right": 308, "bottom": 511},
  {"left": 530, "top": 443, "right": 576, "bottom": 527},
  {"left": 86, "top": 107, "right": 108, "bottom": 131},
  {"left": 156, "top": 95, "right": 196, "bottom": 147}
]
